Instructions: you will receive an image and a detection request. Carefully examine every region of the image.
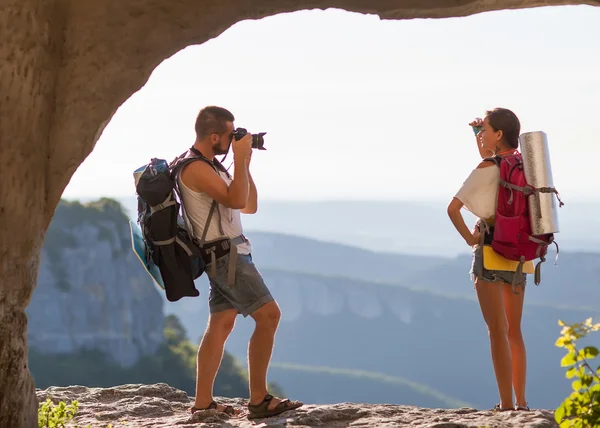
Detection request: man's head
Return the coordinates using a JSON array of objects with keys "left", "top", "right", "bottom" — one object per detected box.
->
[{"left": 194, "top": 106, "right": 235, "bottom": 156}]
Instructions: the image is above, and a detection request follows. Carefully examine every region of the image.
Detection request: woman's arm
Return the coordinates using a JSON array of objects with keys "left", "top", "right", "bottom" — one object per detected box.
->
[
  {"left": 475, "top": 133, "right": 494, "bottom": 159},
  {"left": 447, "top": 197, "right": 480, "bottom": 247},
  {"left": 469, "top": 118, "right": 493, "bottom": 159},
  {"left": 448, "top": 160, "right": 495, "bottom": 246}
]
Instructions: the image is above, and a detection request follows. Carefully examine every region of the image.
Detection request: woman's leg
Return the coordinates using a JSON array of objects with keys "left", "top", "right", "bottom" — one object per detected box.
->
[
  {"left": 475, "top": 278, "right": 514, "bottom": 409},
  {"left": 503, "top": 283, "right": 527, "bottom": 408}
]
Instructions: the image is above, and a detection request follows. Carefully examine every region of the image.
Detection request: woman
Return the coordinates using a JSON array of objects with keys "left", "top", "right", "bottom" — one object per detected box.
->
[{"left": 447, "top": 108, "right": 531, "bottom": 412}]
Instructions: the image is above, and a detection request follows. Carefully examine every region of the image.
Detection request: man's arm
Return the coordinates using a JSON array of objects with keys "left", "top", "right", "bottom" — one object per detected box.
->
[
  {"left": 241, "top": 172, "right": 258, "bottom": 214},
  {"left": 180, "top": 157, "right": 250, "bottom": 209}
]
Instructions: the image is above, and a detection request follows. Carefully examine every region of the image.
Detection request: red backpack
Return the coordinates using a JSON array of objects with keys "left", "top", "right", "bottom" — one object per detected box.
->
[{"left": 486, "top": 153, "right": 563, "bottom": 285}]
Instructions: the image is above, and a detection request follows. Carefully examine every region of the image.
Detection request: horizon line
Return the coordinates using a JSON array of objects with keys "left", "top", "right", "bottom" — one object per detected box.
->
[{"left": 60, "top": 194, "right": 600, "bottom": 204}]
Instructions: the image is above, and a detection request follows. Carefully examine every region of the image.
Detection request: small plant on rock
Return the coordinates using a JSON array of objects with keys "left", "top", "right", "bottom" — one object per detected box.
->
[
  {"left": 38, "top": 399, "right": 79, "bottom": 428},
  {"left": 554, "top": 317, "right": 600, "bottom": 427}
]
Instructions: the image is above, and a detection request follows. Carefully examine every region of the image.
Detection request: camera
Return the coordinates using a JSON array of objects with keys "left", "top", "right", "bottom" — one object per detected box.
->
[{"left": 232, "top": 127, "right": 267, "bottom": 150}]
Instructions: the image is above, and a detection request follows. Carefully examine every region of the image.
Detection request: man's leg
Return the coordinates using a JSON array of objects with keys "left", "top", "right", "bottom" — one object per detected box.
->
[
  {"left": 193, "top": 307, "right": 238, "bottom": 412},
  {"left": 205, "top": 253, "right": 303, "bottom": 416},
  {"left": 248, "top": 301, "right": 281, "bottom": 403},
  {"left": 246, "top": 301, "right": 303, "bottom": 417}
]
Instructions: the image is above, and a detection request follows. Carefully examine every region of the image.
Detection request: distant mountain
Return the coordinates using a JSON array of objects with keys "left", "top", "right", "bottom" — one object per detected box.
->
[
  {"left": 267, "top": 363, "right": 471, "bottom": 409},
  {"left": 244, "top": 231, "right": 599, "bottom": 309},
  {"left": 111, "top": 196, "right": 599, "bottom": 308},
  {"left": 247, "top": 231, "right": 448, "bottom": 280},
  {"left": 32, "top": 198, "right": 163, "bottom": 367},
  {"left": 113, "top": 197, "right": 600, "bottom": 257}
]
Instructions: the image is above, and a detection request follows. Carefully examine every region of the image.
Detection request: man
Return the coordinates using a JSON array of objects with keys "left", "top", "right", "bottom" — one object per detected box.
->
[{"left": 177, "top": 106, "right": 303, "bottom": 419}]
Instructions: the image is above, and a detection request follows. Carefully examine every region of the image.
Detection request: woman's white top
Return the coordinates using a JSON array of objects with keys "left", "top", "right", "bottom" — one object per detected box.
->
[{"left": 454, "top": 164, "right": 499, "bottom": 220}]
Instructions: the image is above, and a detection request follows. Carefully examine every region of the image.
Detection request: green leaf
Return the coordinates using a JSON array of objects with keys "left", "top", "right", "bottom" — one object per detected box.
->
[
  {"left": 581, "top": 375, "right": 594, "bottom": 388},
  {"left": 582, "top": 347, "right": 599, "bottom": 359},
  {"left": 562, "top": 352, "right": 577, "bottom": 367},
  {"left": 555, "top": 404, "right": 566, "bottom": 423},
  {"left": 567, "top": 367, "right": 579, "bottom": 379}
]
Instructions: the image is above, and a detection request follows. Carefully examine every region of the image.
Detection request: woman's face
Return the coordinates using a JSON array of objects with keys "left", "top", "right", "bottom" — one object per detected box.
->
[{"left": 480, "top": 116, "right": 502, "bottom": 153}]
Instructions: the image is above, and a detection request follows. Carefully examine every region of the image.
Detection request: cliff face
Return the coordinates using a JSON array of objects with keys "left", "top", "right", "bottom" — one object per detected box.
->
[{"left": 27, "top": 199, "right": 164, "bottom": 368}]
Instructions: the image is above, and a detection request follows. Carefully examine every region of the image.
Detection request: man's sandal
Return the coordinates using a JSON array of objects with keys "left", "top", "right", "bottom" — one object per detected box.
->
[
  {"left": 190, "top": 401, "right": 237, "bottom": 416},
  {"left": 247, "top": 393, "right": 303, "bottom": 420}
]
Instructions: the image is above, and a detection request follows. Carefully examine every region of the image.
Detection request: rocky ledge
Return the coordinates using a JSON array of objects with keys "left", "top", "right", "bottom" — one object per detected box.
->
[{"left": 36, "top": 383, "right": 559, "bottom": 427}]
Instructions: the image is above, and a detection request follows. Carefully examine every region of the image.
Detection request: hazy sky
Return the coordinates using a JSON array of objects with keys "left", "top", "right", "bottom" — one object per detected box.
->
[{"left": 62, "top": 5, "right": 600, "bottom": 202}]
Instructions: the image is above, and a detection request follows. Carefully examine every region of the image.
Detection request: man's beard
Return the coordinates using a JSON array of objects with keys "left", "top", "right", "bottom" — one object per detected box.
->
[{"left": 213, "top": 142, "right": 230, "bottom": 156}]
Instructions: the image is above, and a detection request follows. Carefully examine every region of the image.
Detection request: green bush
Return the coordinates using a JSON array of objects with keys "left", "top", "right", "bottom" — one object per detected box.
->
[
  {"left": 554, "top": 317, "right": 600, "bottom": 427},
  {"left": 38, "top": 399, "right": 79, "bottom": 428},
  {"left": 38, "top": 399, "right": 115, "bottom": 428}
]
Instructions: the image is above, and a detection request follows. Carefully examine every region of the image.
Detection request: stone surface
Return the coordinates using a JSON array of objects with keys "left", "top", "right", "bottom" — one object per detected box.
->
[
  {"left": 36, "top": 383, "right": 559, "bottom": 428},
  {"left": 2, "top": 1, "right": 599, "bottom": 427}
]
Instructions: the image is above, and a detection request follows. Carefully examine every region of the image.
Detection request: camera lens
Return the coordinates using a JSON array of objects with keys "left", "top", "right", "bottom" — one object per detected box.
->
[{"left": 251, "top": 132, "right": 267, "bottom": 150}]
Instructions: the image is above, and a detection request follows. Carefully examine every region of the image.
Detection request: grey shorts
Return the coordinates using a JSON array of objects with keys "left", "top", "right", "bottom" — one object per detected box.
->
[
  {"left": 205, "top": 253, "right": 274, "bottom": 317},
  {"left": 470, "top": 244, "right": 527, "bottom": 289}
]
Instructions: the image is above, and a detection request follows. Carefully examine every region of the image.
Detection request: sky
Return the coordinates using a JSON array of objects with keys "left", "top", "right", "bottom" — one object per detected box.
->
[{"left": 62, "top": 5, "right": 600, "bottom": 202}]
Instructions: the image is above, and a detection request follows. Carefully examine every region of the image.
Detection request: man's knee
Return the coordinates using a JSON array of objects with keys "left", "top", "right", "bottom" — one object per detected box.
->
[
  {"left": 252, "top": 301, "right": 281, "bottom": 329},
  {"left": 207, "top": 309, "right": 238, "bottom": 337}
]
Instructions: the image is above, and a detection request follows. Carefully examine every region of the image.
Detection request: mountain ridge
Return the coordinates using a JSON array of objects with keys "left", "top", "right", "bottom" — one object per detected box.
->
[{"left": 90, "top": 196, "right": 600, "bottom": 257}]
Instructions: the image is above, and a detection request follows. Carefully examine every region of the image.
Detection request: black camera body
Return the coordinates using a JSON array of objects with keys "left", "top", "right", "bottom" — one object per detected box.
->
[{"left": 232, "top": 127, "right": 267, "bottom": 150}]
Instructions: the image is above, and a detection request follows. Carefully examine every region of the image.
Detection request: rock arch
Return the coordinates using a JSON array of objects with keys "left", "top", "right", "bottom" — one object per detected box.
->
[{"left": 0, "top": 1, "right": 596, "bottom": 426}]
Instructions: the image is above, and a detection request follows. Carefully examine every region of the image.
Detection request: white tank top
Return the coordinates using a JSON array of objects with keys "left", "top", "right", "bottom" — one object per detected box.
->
[{"left": 177, "top": 165, "right": 251, "bottom": 255}]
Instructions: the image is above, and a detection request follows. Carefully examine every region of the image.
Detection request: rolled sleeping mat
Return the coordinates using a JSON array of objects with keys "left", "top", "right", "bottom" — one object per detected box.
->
[{"left": 519, "top": 131, "right": 560, "bottom": 235}]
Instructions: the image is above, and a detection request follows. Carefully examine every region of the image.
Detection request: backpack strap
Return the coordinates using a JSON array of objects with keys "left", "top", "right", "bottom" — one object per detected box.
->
[
  {"left": 534, "top": 187, "right": 565, "bottom": 207},
  {"left": 171, "top": 150, "right": 226, "bottom": 240},
  {"left": 499, "top": 180, "right": 536, "bottom": 205},
  {"left": 148, "top": 195, "right": 178, "bottom": 215},
  {"left": 512, "top": 257, "right": 525, "bottom": 294},
  {"left": 528, "top": 235, "right": 559, "bottom": 286},
  {"left": 185, "top": 147, "right": 229, "bottom": 234},
  {"left": 486, "top": 155, "right": 537, "bottom": 204},
  {"left": 226, "top": 235, "right": 247, "bottom": 285},
  {"left": 197, "top": 201, "right": 218, "bottom": 247},
  {"left": 483, "top": 155, "right": 502, "bottom": 167}
]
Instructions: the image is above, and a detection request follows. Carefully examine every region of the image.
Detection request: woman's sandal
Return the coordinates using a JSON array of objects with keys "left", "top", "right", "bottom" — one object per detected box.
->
[
  {"left": 515, "top": 404, "right": 531, "bottom": 411},
  {"left": 190, "top": 401, "right": 238, "bottom": 416},
  {"left": 492, "top": 403, "right": 513, "bottom": 412},
  {"left": 247, "top": 393, "right": 304, "bottom": 420}
]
